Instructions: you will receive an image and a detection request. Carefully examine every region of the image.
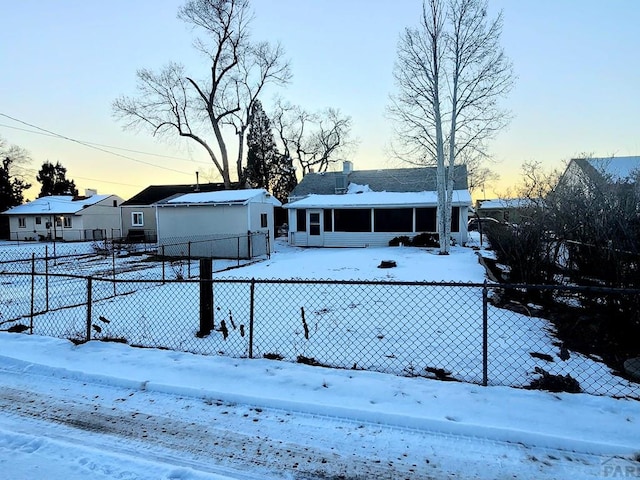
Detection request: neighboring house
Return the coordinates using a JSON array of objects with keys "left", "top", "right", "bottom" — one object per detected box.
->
[
  {"left": 285, "top": 162, "right": 471, "bottom": 247},
  {"left": 155, "top": 188, "right": 281, "bottom": 258},
  {"left": 476, "top": 198, "right": 535, "bottom": 224},
  {"left": 120, "top": 182, "right": 242, "bottom": 242},
  {"left": 558, "top": 156, "right": 640, "bottom": 193},
  {"left": 2, "top": 190, "right": 123, "bottom": 241}
]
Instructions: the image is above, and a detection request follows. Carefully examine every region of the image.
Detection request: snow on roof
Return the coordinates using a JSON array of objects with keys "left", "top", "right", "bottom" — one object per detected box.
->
[
  {"left": 285, "top": 190, "right": 472, "bottom": 209},
  {"left": 2, "top": 195, "right": 112, "bottom": 215},
  {"left": 477, "top": 198, "right": 535, "bottom": 210},
  {"left": 346, "top": 183, "right": 372, "bottom": 194},
  {"left": 165, "top": 188, "right": 281, "bottom": 206},
  {"left": 586, "top": 156, "right": 640, "bottom": 181}
]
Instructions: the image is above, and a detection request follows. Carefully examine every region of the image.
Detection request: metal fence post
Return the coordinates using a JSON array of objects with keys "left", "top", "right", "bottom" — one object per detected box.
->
[
  {"left": 112, "top": 248, "right": 116, "bottom": 297},
  {"left": 86, "top": 277, "right": 93, "bottom": 342},
  {"left": 30, "top": 253, "right": 35, "bottom": 334},
  {"left": 266, "top": 233, "right": 270, "bottom": 259},
  {"left": 188, "top": 241, "right": 191, "bottom": 278},
  {"left": 45, "top": 245, "right": 49, "bottom": 312},
  {"left": 161, "top": 245, "right": 166, "bottom": 284},
  {"left": 198, "top": 259, "right": 214, "bottom": 336},
  {"left": 482, "top": 280, "right": 488, "bottom": 386},
  {"left": 249, "top": 278, "right": 255, "bottom": 359}
]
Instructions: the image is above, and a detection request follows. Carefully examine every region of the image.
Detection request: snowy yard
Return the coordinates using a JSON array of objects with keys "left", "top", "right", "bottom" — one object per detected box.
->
[
  {"left": 1, "top": 238, "right": 640, "bottom": 479},
  {"left": 1, "top": 238, "right": 638, "bottom": 398}
]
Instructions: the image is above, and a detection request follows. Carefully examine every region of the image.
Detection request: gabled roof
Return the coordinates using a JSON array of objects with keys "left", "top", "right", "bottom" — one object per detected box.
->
[
  {"left": 285, "top": 190, "right": 471, "bottom": 209},
  {"left": 121, "top": 182, "right": 243, "bottom": 206},
  {"left": 290, "top": 165, "right": 468, "bottom": 198},
  {"left": 571, "top": 156, "right": 640, "bottom": 184},
  {"left": 2, "top": 194, "right": 116, "bottom": 215},
  {"left": 160, "top": 188, "right": 282, "bottom": 207}
]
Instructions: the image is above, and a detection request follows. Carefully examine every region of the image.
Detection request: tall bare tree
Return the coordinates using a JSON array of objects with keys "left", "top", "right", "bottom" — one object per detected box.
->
[
  {"left": 113, "top": 0, "right": 291, "bottom": 189},
  {"left": 271, "top": 99, "right": 356, "bottom": 176},
  {"left": 389, "top": 0, "right": 514, "bottom": 253}
]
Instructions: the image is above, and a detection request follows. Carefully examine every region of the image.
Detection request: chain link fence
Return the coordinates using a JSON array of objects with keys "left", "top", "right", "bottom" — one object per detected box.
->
[
  {"left": 157, "top": 232, "right": 270, "bottom": 261},
  {"left": 1, "top": 265, "right": 638, "bottom": 399}
]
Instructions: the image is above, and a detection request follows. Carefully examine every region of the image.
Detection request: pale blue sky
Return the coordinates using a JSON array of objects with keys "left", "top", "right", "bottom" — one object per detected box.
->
[{"left": 1, "top": 1, "right": 638, "bottom": 200}]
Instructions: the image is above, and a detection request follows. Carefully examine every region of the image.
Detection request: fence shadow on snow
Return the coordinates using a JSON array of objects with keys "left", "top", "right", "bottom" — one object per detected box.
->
[{"left": 1, "top": 264, "right": 638, "bottom": 400}]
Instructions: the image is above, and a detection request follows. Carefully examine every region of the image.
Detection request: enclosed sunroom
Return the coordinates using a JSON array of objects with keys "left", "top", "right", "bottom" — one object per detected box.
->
[{"left": 285, "top": 190, "right": 471, "bottom": 248}]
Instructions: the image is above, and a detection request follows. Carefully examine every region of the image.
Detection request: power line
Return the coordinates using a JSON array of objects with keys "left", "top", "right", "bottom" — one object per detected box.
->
[
  {"left": 0, "top": 122, "right": 209, "bottom": 163},
  {"left": 0, "top": 113, "right": 204, "bottom": 176}
]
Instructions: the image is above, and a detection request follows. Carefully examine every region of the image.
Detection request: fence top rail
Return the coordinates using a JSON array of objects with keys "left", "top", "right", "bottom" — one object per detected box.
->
[
  {"left": 0, "top": 252, "right": 100, "bottom": 266},
  {"left": 3, "top": 270, "right": 639, "bottom": 294},
  {"left": 158, "top": 232, "right": 267, "bottom": 249}
]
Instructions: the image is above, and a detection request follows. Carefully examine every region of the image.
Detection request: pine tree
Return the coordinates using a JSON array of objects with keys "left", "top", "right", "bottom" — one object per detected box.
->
[
  {"left": 245, "top": 101, "right": 297, "bottom": 203},
  {"left": 0, "top": 157, "right": 31, "bottom": 212},
  {"left": 36, "top": 161, "right": 78, "bottom": 197}
]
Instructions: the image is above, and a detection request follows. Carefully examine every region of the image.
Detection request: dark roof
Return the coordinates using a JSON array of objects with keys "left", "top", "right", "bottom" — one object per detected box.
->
[
  {"left": 122, "top": 182, "right": 243, "bottom": 206},
  {"left": 290, "top": 165, "right": 468, "bottom": 197}
]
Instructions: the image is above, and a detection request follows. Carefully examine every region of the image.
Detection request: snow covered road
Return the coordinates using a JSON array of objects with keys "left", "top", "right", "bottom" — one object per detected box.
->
[{"left": 1, "top": 335, "right": 638, "bottom": 479}]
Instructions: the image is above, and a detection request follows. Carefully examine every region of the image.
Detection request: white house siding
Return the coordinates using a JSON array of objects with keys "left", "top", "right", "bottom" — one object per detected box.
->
[
  {"left": 79, "top": 200, "right": 122, "bottom": 240},
  {"left": 9, "top": 213, "right": 87, "bottom": 241},
  {"left": 248, "top": 202, "right": 275, "bottom": 255},
  {"left": 287, "top": 205, "right": 468, "bottom": 247},
  {"left": 157, "top": 204, "right": 252, "bottom": 258}
]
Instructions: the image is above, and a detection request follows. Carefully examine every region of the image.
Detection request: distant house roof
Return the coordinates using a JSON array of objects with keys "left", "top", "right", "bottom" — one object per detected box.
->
[
  {"left": 2, "top": 194, "right": 117, "bottom": 215},
  {"left": 285, "top": 190, "right": 471, "bottom": 209},
  {"left": 289, "top": 165, "right": 468, "bottom": 198},
  {"left": 569, "top": 156, "right": 640, "bottom": 184},
  {"left": 477, "top": 198, "right": 536, "bottom": 210},
  {"left": 160, "top": 188, "right": 282, "bottom": 207},
  {"left": 121, "top": 182, "right": 243, "bottom": 206}
]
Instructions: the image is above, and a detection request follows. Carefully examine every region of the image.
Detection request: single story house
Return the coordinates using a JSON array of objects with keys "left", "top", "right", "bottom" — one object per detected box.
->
[
  {"left": 2, "top": 190, "right": 123, "bottom": 242},
  {"left": 155, "top": 188, "right": 281, "bottom": 259},
  {"left": 557, "top": 156, "right": 640, "bottom": 193},
  {"left": 476, "top": 198, "right": 535, "bottom": 224},
  {"left": 120, "top": 181, "right": 242, "bottom": 243},
  {"left": 285, "top": 162, "right": 471, "bottom": 247}
]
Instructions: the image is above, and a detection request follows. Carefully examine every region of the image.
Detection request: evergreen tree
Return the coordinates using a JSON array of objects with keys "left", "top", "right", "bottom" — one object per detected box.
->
[
  {"left": 244, "top": 101, "right": 297, "bottom": 203},
  {"left": 0, "top": 157, "right": 31, "bottom": 212},
  {"left": 36, "top": 161, "right": 78, "bottom": 197}
]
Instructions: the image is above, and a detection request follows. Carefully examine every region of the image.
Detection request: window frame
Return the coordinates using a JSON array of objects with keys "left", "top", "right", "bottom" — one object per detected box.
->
[
  {"left": 131, "top": 211, "right": 144, "bottom": 227},
  {"left": 260, "top": 213, "right": 268, "bottom": 228},
  {"left": 18, "top": 217, "right": 26, "bottom": 228}
]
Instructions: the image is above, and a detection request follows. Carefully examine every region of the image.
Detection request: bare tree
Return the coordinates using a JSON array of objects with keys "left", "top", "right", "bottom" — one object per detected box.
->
[
  {"left": 113, "top": 0, "right": 291, "bottom": 189},
  {"left": 389, "top": 0, "right": 514, "bottom": 253},
  {"left": 271, "top": 99, "right": 356, "bottom": 176}
]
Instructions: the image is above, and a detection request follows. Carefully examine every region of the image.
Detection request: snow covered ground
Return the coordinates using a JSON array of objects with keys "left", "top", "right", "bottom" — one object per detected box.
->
[
  {"left": 1, "top": 237, "right": 639, "bottom": 478},
  {"left": 1, "top": 333, "right": 639, "bottom": 479}
]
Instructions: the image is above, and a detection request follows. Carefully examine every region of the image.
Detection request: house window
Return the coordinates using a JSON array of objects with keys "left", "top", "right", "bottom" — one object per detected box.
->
[
  {"left": 35, "top": 217, "right": 42, "bottom": 225},
  {"left": 374, "top": 208, "right": 412, "bottom": 232},
  {"left": 296, "top": 209, "right": 306, "bottom": 232},
  {"left": 334, "top": 209, "right": 372, "bottom": 232},
  {"left": 112, "top": 200, "right": 118, "bottom": 207},
  {"left": 323, "top": 209, "right": 333, "bottom": 232},
  {"left": 309, "top": 212, "right": 321, "bottom": 235},
  {"left": 18, "top": 217, "right": 26, "bottom": 228},
  {"left": 416, "top": 208, "right": 437, "bottom": 232},
  {"left": 63, "top": 216, "right": 72, "bottom": 228},
  {"left": 260, "top": 213, "right": 268, "bottom": 228},
  {"left": 131, "top": 212, "right": 144, "bottom": 227},
  {"left": 451, "top": 207, "right": 460, "bottom": 232}
]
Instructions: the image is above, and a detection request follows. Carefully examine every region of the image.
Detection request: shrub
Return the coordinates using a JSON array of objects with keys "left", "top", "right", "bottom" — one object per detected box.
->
[
  {"left": 527, "top": 367, "right": 581, "bottom": 393},
  {"left": 412, "top": 232, "right": 439, "bottom": 247},
  {"left": 389, "top": 235, "right": 412, "bottom": 247}
]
